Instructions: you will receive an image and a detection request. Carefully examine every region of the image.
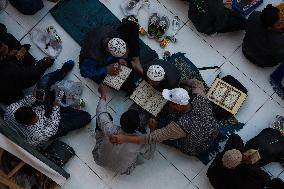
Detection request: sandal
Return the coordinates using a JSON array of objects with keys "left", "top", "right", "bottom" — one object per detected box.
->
[
  {"left": 148, "top": 13, "right": 160, "bottom": 39},
  {"left": 156, "top": 15, "right": 169, "bottom": 40}
]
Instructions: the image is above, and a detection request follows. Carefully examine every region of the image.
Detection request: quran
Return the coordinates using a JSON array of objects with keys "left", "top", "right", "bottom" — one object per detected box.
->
[
  {"left": 207, "top": 78, "right": 247, "bottom": 115},
  {"left": 103, "top": 65, "right": 132, "bottom": 90},
  {"left": 130, "top": 81, "right": 167, "bottom": 116}
]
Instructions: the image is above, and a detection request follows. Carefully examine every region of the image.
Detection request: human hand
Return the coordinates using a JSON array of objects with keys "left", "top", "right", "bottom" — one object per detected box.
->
[
  {"left": 98, "top": 83, "right": 109, "bottom": 100},
  {"left": 223, "top": 0, "right": 232, "bottom": 9},
  {"left": 15, "top": 47, "right": 26, "bottom": 61},
  {"left": 119, "top": 59, "right": 128, "bottom": 66},
  {"left": 107, "top": 63, "right": 121, "bottom": 76},
  {"left": 110, "top": 133, "right": 128, "bottom": 144},
  {"left": 148, "top": 118, "right": 157, "bottom": 132},
  {"left": 131, "top": 57, "right": 143, "bottom": 75}
]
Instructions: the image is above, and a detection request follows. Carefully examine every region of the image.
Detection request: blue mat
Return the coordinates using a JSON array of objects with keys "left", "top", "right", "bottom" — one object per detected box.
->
[
  {"left": 50, "top": 0, "right": 158, "bottom": 64},
  {"left": 50, "top": 0, "right": 244, "bottom": 165}
]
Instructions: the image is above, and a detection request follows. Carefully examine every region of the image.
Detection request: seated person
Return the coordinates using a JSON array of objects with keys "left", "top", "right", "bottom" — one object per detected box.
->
[
  {"left": 242, "top": 4, "right": 284, "bottom": 67},
  {"left": 188, "top": 0, "right": 246, "bottom": 34},
  {"left": 79, "top": 18, "right": 143, "bottom": 83},
  {"left": 143, "top": 59, "right": 180, "bottom": 91},
  {"left": 3, "top": 61, "right": 91, "bottom": 146},
  {"left": 0, "top": 50, "right": 53, "bottom": 104},
  {"left": 0, "top": 23, "right": 35, "bottom": 65},
  {"left": 207, "top": 134, "right": 271, "bottom": 189},
  {"left": 245, "top": 128, "right": 284, "bottom": 167},
  {"left": 111, "top": 79, "right": 220, "bottom": 156},
  {"left": 93, "top": 84, "right": 155, "bottom": 175}
]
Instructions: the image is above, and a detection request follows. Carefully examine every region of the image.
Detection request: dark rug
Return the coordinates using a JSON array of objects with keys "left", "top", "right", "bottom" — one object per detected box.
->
[
  {"left": 50, "top": 0, "right": 158, "bottom": 64},
  {"left": 50, "top": 0, "right": 244, "bottom": 165}
]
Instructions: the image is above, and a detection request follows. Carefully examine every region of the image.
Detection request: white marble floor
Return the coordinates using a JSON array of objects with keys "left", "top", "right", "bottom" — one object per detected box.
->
[{"left": 1, "top": 0, "right": 284, "bottom": 188}]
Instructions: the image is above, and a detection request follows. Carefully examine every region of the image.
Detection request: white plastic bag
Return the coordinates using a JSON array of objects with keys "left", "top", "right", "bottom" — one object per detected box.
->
[
  {"left": 31, "top": 27, "right": 62, "bottom": 58},
  {"left": 51, "top": 80, "right": 84, "bottom": 108}
]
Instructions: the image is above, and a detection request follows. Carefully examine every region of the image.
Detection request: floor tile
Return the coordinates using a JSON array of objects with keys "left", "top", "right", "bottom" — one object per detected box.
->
[
  {"left": 0, "top": 11, "right": 26, "bottom": 39},
  {"left": 213, "top": 61, "right": 270, "bottom": 123},
  {"left": 263, "top": 162, "right": 284, "bottom": 178},
  {"left": 62, "top": 120, "right": 117, "bottom": 184},
  {"left": 108, "top": 91, "right": 134, "bottom": 116},
  {"left": 191, "top": 163, "right": 214, "bottom": 189},
  {"left": 157, "top": 0, "right": 189, "bottom": 23},
  {"left": 236, "top": 122, "right": 262, "bottom": 143},
  {"left": 108, "top": 152, "right": 189, "bottom": 189},
  {"left": 166, "top": 24, "right": 226, "bottom": 80},
  {"left": 183, "top": 182, "right": 198, "bottom": 189},
  {"left": 158, "top": 144, "right": 205, "bottom": 180},
  {"left": 279, "top": 172, "right": 284, "bottom": 181},
  {"left": 5, "top": 0, "right": 57, "bottom": 33},
  {"left": 62, "top": 156, "right": 107, "bottom": 189},
  {"left": 245, "top": 98, "right": 284, "bottom": 132},
  {"left": 272, "top": 92, "right": 284, "bottom": 109},
  {"left": 81, "top": 86, "right": 100, "bottom": 118},
  {"left": 229, "top": 47, "right": 277, "bottom": 96}
]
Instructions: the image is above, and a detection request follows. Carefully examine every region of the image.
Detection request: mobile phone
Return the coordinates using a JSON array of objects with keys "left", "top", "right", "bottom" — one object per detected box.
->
[{"left": 35, "top": 89, "right": 46, "bottom": 102}]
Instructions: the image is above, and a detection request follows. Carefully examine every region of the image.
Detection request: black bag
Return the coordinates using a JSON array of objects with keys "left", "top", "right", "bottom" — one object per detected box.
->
[
  {"left": 42, "top": 140, "right": 75, "bottom": 167},
  {"left": 212, "top": 75, "right": 248, "bottom": 120},
  {"left": 8, "top": 0, "right": 44, "bottom": 15}
]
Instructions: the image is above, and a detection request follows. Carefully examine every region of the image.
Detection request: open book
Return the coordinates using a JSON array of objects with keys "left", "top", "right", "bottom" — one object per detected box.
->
[
  {"left": 207, "top": 78, "right": 247, "bottom": 115},
  {"left": 103, "top": 65, "right": 132, "bottom": 90},
  {"left": 130, "top": 81, "right": 167, "bottom": 116},
  {"left": 243, "top": 149, "right": 261, "bottom": 164}
]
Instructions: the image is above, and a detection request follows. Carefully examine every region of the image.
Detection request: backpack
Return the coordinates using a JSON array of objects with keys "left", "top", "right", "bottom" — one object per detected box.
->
[
  {"left": 8, "top": 0, "right": 44, "bottom": 15},
  {"left": 212, "top": 75, "right": 248, "bottom": 120}
]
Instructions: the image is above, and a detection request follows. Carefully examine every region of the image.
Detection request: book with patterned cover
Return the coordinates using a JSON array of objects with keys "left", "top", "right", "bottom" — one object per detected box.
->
[
  {"left": 103, "top": 65, "right": 132, "bottom": 90},
  {"left": 207, "top": 78, "right": 247, "bottom": 115},
  {"left": 130, "top": 80, "right": 167, "bottom": 116}
]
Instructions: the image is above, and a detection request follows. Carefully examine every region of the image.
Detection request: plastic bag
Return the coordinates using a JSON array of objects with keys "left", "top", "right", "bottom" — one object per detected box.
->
[
  {"left": 270, "top": 115, "right": 284, "bottom": 135},
  {"left": 51, "top": 80, "right": 84, "bottom": 109},
  {"left": 31, "top": 27, "right": 62, "bottom": 58}
]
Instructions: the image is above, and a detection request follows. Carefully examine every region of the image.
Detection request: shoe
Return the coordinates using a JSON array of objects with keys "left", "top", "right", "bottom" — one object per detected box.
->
[
  {"left": 156, "top": 15, "right": 170, "bottom": 40},
  {"left": 148, "top": 13, "right": 160, "bottom": 38},
  {"left": 62, "top": 60, "right": 75, "bottom": 73}
]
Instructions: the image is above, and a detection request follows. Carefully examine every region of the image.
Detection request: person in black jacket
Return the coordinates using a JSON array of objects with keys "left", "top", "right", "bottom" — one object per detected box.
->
[
  {"left": 245, "top": 128, "right": 284, "bottom": 167},
  {"left": 207, "top": 134, "right": 271, "bottom": 189},
  {"left": 0, "top": 56, "right": 53, "bottom": 104},
  {"left": 188, "top": 0, "right": 246, "bottom": 34},
  {"left": 242, "top": 4, "right": 284, "bottom": 67}
]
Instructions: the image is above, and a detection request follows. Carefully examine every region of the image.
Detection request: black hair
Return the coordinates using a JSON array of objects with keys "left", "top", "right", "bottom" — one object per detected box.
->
[
  {"left": 260, "top": 4, "right": 280, "bottom": 28},
  {"left": 120, "top": 109, "right": 141, "bottom": 134},
  {"left": 15, "top": 106, "right": 37, "bottom": 125}
]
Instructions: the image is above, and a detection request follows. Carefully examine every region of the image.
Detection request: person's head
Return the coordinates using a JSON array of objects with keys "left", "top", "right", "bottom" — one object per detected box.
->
[
  {"left": 146, "top": 65, "right": 166, "bottom": 87},
  {"left": 0, "top": 41, "right": 9, "bottom": 57},
  {"left": 120, "top": 109, "right": 141, "bottom": 134},
  {"left": 14, "top": 106, "right": 38, "bottom": 125},
  {"left": 260, "top": 4, "right": 284, "bottom": 29},
  {"left": 162, "top": 88, "right": 192, "bottom": 113},
  {"left": 104, "top": 37, "right": 127, "bottom": 58},
  {"left": 222, "top": 149, "right": 243, "bottom": 169}
]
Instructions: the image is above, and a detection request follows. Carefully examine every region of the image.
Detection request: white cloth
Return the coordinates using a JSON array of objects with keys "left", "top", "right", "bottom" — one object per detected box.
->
[{"left": 120, "top": 0, "right": 144, "bottom": 16}]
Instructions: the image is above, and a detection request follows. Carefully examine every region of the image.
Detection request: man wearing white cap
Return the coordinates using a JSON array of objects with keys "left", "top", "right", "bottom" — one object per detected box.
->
[
  {"left": 79, "top": 21, "right": 144, "bottom": 84},
  {"left": 144, "top": 59, "right": 180, "bottom": 91},
  {"left": 111, "top": 79, "right": 221, "bottom": 156}
]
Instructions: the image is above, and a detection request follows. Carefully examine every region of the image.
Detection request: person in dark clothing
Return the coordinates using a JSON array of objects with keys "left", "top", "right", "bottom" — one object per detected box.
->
[
  {"left": 207, "top": 134, "right": 271, "bottom": 189},
  {"left": 242, "top": 4, "right": 284, "bottom": 67},
  {"left": 0, "top": 23, "right": 35, "bottom": 65},
  {"left": 267, "top": 178, "right": 284, "bottom": 189},
  {"left": 143, "top": 59, "right": 180, "bottom": 91},
  {"left": 79, "top": 17, "right": 143, "bottom": 84},
  {"left": 188, "top": 0, "right": 246, "bottom": 34},
  {"left": 245, "top": 128, "right": 284, "bottom": 167},
  {"left": 0, "top": 56, "right": 53, "bottom": 104}
]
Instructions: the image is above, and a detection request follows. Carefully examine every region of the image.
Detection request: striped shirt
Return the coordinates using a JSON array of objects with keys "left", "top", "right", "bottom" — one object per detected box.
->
[{"left": 4, "top": 95, "right": 61, "bottom": 146}]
